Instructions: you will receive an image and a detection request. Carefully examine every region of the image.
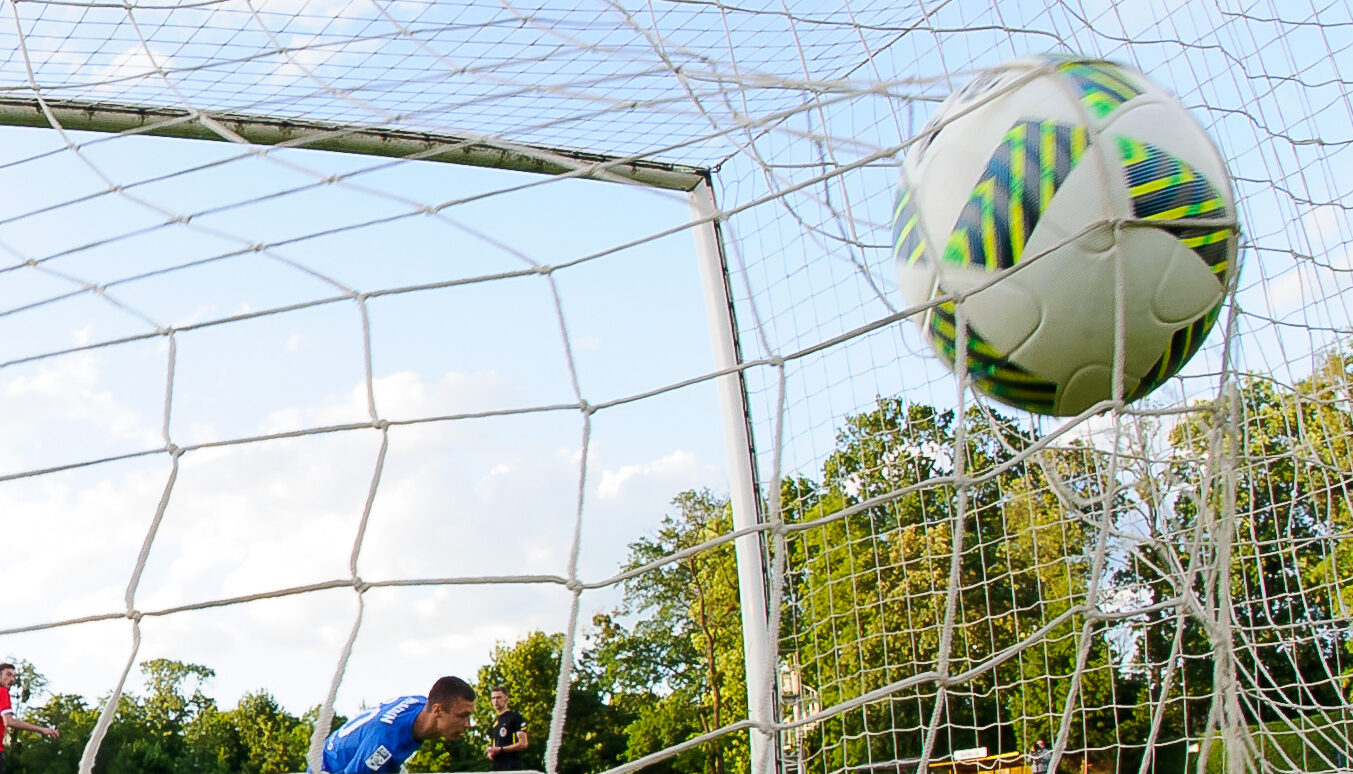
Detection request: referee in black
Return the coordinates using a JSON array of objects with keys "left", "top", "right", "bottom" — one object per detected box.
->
[{"left": 485, "top": 685, "right": 528, "bottom": 770}]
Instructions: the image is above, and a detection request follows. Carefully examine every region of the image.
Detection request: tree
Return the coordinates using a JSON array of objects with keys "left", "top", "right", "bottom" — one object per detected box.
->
[
  {"left": 93, "top": 660, "right": 219, "bottom": 774},
  {"left": 3, "top": 659, "right": 97, "bottom": 774},
  {"left": 586, "top": 489, "right": 749, "bottom": 774},
  {"left": 4, "top": 659, "right": 304, "bottom": 774},
  {"left": 454, "top": 629, "right": 625, "bottom": 774},
  {"left": 1151, "top": 354, "right": 1353, "bottom": 716},
  {"left": 781, "top": 398, "right": 1122, "bottom": 769},
  {"left": 230, "top": 691, "right": 309, "bottom": 774},
  {"left": 181, "top": 703, "right": 246, "bottom": 774},
  {"left": 1084, "top": 350, "right": 1353, "bottom": 772}
]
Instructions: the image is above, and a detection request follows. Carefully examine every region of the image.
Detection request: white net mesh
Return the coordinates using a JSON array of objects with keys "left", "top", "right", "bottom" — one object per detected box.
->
[{"left": 0, "top": 1, "right": 1350, "bottom": 773}]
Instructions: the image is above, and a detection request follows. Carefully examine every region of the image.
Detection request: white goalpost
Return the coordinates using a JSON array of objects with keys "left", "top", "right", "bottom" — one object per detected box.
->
[{"left": 0, "top": 2, "right": 1351, "bottom": 774}]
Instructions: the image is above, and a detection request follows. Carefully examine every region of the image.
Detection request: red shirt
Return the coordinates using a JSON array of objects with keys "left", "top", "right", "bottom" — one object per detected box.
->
[{"left": 0, "top": 686, "right": 11, "bottom": 752}]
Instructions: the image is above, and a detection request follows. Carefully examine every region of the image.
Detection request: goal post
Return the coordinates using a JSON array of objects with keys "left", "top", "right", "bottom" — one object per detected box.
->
[{"left": 691, "top": 176, "right": 779, "bottom": 774}]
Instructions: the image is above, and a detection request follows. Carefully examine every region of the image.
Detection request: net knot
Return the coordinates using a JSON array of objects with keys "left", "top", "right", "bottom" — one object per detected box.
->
[
  {"left": 372, "top": 419, "right": 390, "bottom": 430},
  {"left": 352, "top": 577, "right": 371, "bottom": 593},
  {"left": 126, "top": 609, "right": 144, "bottom": 623}
]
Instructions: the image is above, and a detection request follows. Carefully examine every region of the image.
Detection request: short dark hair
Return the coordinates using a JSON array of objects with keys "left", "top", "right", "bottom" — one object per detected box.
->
[
  {"left": 428, "top": 676, "right": 475, "bottom": 707},
  {"left": 0, "top": 663, "right": 14, "bottom": 673},
  {"left": 491, "top": 685, "right": 510, "bottom": 696}
]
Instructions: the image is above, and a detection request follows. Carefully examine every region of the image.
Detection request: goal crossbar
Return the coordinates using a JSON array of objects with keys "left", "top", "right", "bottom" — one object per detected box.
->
[{"left": 0, "top": 96, "right": 708, "bottom": 191}]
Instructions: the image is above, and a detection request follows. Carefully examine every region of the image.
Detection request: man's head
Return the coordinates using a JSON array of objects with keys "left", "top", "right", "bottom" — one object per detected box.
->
[
  {"left": 0, "top": 663, "right": 16, "bottom": 689},
  {"left": 425, "top": 676, "right": 477, "bottom": 741},
  {"left": 490, "top": 685, "right": 511, "bottom": 714}
]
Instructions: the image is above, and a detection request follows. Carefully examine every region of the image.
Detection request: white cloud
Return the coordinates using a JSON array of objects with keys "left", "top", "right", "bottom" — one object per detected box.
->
[
  {"left": 0, "top": 350, "right": 163, "bottom": 473},
  {"left": 1301, "top": 204, "right": 1351, "bottom": 259},
  {"left": 86, "top": 46, "right": 176, "bottom": 93},
  {"left": 597, "top": 449, "right": 702, "bottom": 500},
  {"left": 1, "top": 356, "right": 725, "bottom": 715}
]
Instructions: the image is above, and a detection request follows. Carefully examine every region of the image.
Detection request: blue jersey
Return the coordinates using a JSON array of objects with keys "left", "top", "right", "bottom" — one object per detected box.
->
[{"left": 322, "top": 695, "right": 426, "bottom": 772}]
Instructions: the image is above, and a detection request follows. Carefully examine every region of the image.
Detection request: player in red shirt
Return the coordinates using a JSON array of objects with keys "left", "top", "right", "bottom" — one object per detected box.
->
[{"left": 0, "top": 663, "right": 60, "bottom": 774}]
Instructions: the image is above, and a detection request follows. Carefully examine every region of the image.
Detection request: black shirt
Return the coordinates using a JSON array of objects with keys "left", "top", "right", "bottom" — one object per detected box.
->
[{"left": 490, "top": 709, "right": 526, "bottom": 770}]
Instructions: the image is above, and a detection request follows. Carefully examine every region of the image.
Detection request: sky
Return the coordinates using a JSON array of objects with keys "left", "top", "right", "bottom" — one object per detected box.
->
[
  {"left": 0, "top": 0, "right": 1350, "bottom": 749},
  {"left": 0, "top": 118, "right": 733, "bottom": 715}
]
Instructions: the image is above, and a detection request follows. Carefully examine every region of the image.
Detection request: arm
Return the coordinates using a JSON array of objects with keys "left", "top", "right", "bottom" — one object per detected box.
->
[
  {"left": 486, "top": 720, "right": 529, "bottom": 758},
  {"left": 502, "top": 728, "right": 528, "bottom": 754},
  {"left": 2, "top": 712, "right": 59, "bottom": 738}
]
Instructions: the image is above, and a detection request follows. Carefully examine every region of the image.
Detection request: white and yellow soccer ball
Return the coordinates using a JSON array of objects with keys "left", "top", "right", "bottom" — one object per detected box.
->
[{"left": 893, "top": 55, "right": 1238, "bottom": 416}]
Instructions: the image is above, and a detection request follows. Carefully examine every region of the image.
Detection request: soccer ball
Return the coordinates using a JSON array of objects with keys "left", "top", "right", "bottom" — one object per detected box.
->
[{"left": 893, "top": 55, "right": 1238, "bottom": 416}]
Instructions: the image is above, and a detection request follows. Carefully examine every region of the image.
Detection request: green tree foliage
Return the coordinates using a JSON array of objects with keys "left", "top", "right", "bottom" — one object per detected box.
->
[
  {"left": 5, "top": 692, "right": 100, "bottom": 774},
  {"left": 181, "top": 703, "right": 246, "bottom": 774},
  {"left": 5, "top": 661, "right": 312, "bottom": 774},
  {"left": 1117, "top": 350, "right": 1353, "bottom": 762},
  {"left": 476, "top": 629, "right": 566, "bottom": 772},
  {"left": 231, "top": 691, "right": 310, "bottom": 773},
  {"left": 408, "top": 628, "right": 629, "bottom": 773},
  {"left": 586, "top": 488, "right": 749, "bottom": 774},
  {"left": 86, "top": 659, "right": 215, "bottom": 774},
  {"left": 781, "top": 398, "right": 1122, "bottom": 769}
]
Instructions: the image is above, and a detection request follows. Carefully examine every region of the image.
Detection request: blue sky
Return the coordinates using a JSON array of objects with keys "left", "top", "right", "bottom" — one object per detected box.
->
[{"left": 0, "top": 119, "right": 730, "bottom": 714}]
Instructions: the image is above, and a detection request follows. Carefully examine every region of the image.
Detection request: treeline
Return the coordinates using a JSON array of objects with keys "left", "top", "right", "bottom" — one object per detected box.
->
[
  {"left": 6, "top": 351, "right": 1352, "bottom": 774},
  {"left": 778, "top": 350, "right": 1353, "bottom": 772},
  {"left": 4, "top": 659, "right": 315, "bottom": 774},
  {"left": 5, "top": 599, "right": 742, "bottom": 774},
  {"left": 3, "top": 488, "right": 752, "bottom": 774}
]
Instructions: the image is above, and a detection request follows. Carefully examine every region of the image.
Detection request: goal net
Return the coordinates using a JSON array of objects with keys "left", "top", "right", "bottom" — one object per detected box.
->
[{"left": 0, "top": 2, "right": 1349, "bottom": 774}]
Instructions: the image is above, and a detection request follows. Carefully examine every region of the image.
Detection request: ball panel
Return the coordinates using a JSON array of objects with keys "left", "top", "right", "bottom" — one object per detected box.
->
[
  {"left": 1016, "top": 146, "right": 1123, "bottom": 265},
  {"left": 1126, "top": 301, "right": 1224, "bottom": 403},
  {"left": 927, "top": 300, "right": 1059, "bottom": 414},
  {"left": 1118, "top": 137, "right": 1228, "bottom": 224},
  {"left": 950, "top": 278, "right": 1043, "bottom": 358},
  {"left": 999, "top": 229, "right": 1179, "bottom": 391},
  {"left": 1114, "top": 135, "right": 1237, "bottom": 281},
  {"left": 941, "top": 120, "right": 1092, "bottom": 272},
  {"left": 1061, "top": 363, "right": 1114, "bottom": 415},
  {"left": 892, "top": 184, "right": 936, "bottom": 312},
  {"left": 1151, "top": 234, "right": 1227, "bottom": 325},
  {"left": 903, "top": 60, "right": 1091, "bottom": 249},
  {"left": 893, "top": 185, "right": 926, "bottom": 267},
  {"left": 1052, "top": 59, "right": 1147, "bottom": 120},
  {"left": 1100, "top": 93, "right": 1236, "bottom": 203},
  {"left": 1175, "top": 225, "right": 1234, "bottom": 280}
]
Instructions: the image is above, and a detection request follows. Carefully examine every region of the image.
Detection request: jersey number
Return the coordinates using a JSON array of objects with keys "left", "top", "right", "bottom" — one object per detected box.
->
[{"left": 336, "top": 707, "right": 382, "bottom": 739}]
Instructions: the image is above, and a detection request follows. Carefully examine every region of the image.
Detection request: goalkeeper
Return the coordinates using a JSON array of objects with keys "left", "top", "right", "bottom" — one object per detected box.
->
[{"left": 319, "top": 676, "right": 476, "bottom": 773}]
